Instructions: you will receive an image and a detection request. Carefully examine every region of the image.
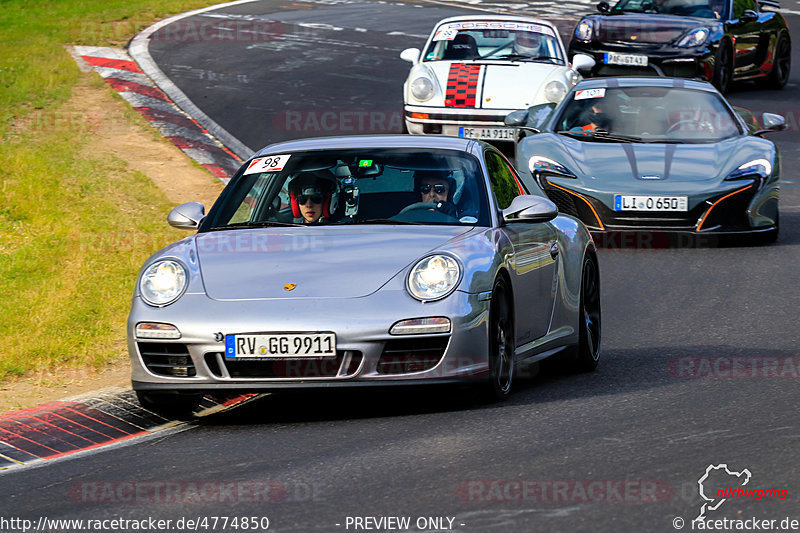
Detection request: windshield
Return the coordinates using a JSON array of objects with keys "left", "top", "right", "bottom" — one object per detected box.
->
[
  {"left": 423, "top": 20, "right": 564, "bottom": 63},
  {"left": 613, "top": 0, "right": 727, "bottom": 19},
  {"left": 201, "top": 148, "right": 491, "bottom": 230},
  {"left": 554, "top": 86, "right": 741, "bottom": 143}
]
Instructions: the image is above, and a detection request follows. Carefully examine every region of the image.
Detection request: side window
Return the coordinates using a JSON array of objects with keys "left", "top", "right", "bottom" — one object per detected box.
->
[
  {"left": 485, "top": 152, "right": 523, "bottom": 210},
  {"left": 733, "top": 0, "right": 756, "bottom": 18},
  {"left": 227, "top": 173, "right": 270, "bottom": 224}
]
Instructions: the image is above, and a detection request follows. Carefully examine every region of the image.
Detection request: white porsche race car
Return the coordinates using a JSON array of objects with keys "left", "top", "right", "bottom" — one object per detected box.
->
[{"left": 401, "top": 15, "right": 595, "bottom": 143}]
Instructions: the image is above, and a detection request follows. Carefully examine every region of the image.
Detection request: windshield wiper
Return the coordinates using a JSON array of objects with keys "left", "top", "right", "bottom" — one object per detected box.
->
[
  {"left": 337, "top": 218, "right": 423, "bottom": 225},
  {"left": 489, "top": 53, "right": 532, "bottom": 61},
  {"left": 490, "top": 53, "right": 563, "bottom": 63},
  {"left": 557, "top": 130, "right": 643, "bottom": 143},
  {"left": 210, "top": 220, "right": 303, "bottom": 231},
  {"left": 528, "top": 55, "right": 563, "bottom": 63},
  {"left": 594, "top": 130, "right": 644, "bottom": 143}
]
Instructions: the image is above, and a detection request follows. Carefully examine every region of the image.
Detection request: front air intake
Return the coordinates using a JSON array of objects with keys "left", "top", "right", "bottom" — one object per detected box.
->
[
  {"left": 138, "top": 343, "right": 195, "bottom": 377},
  {"left": 377, "top": 337, "right": 449, "bottom": 374}
]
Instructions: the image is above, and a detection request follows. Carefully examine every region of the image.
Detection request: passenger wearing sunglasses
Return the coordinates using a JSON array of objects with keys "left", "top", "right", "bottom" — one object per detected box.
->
[
  {"left": 414, "top": 170, "right": 457, "bottom": 217},
  {"left": 288, "top": 171, "right": 335, "bottom": 224}
]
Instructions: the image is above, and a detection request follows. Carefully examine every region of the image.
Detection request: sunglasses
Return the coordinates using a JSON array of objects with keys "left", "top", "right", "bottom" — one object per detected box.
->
[
  {"left": 297, "top": 193, "right": 323, "bottom": 205},
  {"left": 419, "top": 184, "right": 448, "bottom": 194}
]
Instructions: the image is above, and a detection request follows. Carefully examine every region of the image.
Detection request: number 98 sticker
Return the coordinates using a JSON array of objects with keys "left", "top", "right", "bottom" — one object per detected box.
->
[{"left": 244, "top": 154, "right": 291, "bottom": 175}]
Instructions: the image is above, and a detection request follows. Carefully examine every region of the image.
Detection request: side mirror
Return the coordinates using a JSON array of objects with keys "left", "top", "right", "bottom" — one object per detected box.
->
[
  {"left": 506, "top": 103, "right": 556, "bottom": 133},
  {"left": 400, "top": 48, "right": 421, "bottom": 64},
  {"left": 762, "top": 113, "right": 786, "bottom": 130},
  {"left": 504, "top": 110, "right": 529, "bottom": 127},
  {"left": 754, "top": 112, "right": 786, "bottom": 136},
  {"left": 741, "top": 9, "right": 758, "bottom": 21},
  {"left": 503, "top": 195, "right": 559, "bottom": 223},
  {"left": 571, "top": 53, "right": 596, "bottom": 72},
  {"left": 597, "top": 1, "right": 611, "bottom": 13},
  {"left": 168, "top": 202, "right": 205, "bottom": 230}
]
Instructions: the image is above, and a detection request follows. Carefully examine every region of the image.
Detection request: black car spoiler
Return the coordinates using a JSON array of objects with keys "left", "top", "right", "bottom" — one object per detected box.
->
[{"left": 757, "top": 0, "right": 780, "bottom": 9}]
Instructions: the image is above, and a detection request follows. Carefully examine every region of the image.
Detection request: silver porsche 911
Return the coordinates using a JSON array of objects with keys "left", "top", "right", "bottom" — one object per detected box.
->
[{"left": 128, "top": 135, "right": 601, "bottom": 415}]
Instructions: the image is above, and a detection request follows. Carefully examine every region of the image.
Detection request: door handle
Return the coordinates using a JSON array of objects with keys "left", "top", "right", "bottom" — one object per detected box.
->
[{"left": 550, "top": 242, "right": 560, "bottom": 259}]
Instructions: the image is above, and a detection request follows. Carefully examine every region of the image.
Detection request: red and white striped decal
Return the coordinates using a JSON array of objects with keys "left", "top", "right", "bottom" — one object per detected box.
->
[
  {"left": 444, "top": 63, "right": 482, "bottom": 108},
  {"left": 0, "top": 390, "right": 263, "bottom": 471},
  {"left": 70, "top": 46, "right": 241, "bottom": 182}
]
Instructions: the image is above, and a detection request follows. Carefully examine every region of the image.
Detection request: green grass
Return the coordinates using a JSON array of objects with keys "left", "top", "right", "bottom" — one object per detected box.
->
[{"left": 0, "top": 0, "right": 220, "bottom": 379}]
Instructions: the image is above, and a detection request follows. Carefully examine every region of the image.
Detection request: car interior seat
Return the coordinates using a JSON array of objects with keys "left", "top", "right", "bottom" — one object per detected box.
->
[{"left": 443, "top": 34, "right": 479, "bottom": 60}]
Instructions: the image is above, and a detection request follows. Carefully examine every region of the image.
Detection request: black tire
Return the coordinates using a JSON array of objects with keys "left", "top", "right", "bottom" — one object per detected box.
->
[
  {"left": 755, "top": 210, "right": 779, "bottom": 245},
  {"left": 136, "top": 391, "right": 202, "bottom": 419},
  {"left": 712, "top": 40, "right": 733, "bottom": 94},
  {"left": 484, "top": 277, "right": 515, "bottom": 401},
  {"left": 574, "top": 254, "right": 602, "bottom": 372},
  {"left": 767, "top": 33, "right": 791, "bottom": 90}
]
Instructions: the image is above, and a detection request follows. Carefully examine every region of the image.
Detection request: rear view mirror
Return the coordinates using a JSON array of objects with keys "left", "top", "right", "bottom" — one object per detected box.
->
[
  {"left": 168, "top": 202, "right": 205, "bottom": 230},
  {"left": 400, "top": 48, "right": 420, "bottom": 64},
  {"left": 741, "top": 9, "right": 758, "bottom": 21},
  {"left": 571, "top": 53, "right": 596, "bottom": 72},
  {"left": 504, "top": 110, "right": 529, "bottom": 127},
  {"left": 762, "top": 113, "right": 786, "bottom": 130},
  {"left": 754, "top": 113, "right": 786, "bottom": 136},
  {"left": 503, "top": 195, "right": 558, "bottom": 223}
]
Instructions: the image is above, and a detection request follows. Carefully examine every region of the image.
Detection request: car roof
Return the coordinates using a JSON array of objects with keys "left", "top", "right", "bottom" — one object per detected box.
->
[
  {"left": 573, "top": 76, "right": 718, "bottom": 93},
  {"left": 432, "top": 14, "right": 557, "bottom": 29},
  {"left": 254, "top": 134, "right": 477, "bottom": 157}
]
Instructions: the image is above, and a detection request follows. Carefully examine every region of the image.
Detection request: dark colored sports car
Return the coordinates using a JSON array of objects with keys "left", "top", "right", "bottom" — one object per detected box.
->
[
  {"left": 568, "top": 0, "right": 791, "bottom": 93},
  {"left": 505, "top": 77, "right": 785, "bottom": 243}
]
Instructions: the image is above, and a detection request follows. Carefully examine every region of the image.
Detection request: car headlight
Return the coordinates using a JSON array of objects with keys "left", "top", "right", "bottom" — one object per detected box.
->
[
  {"left": 725, "top": 158, "right": 772, "bottom": 181},
  {"left": 410, "top": 77, "right": 435, "bottom": 101},
  {"left": 676, "top": 27, "right": 709, "bottom": 47},
  {"left": 140, "top": 260, "right": 188, "bottom": 306},
  {"left": 529, "top": 156, "right": 577, "bottom": 178},
  {"left": 575, "top": 20, "right": 593, "bottom": 41},
  {"left": 407, "top": 254, "right": 461, "bottom": 302},
  {"left": 544, "top": 81, "right": 567, "bottom": 103}
]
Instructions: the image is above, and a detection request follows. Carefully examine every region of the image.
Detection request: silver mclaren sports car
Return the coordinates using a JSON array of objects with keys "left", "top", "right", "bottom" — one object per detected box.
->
[{"left": 128, "top": 135, "right": 600, "bottom": 415}]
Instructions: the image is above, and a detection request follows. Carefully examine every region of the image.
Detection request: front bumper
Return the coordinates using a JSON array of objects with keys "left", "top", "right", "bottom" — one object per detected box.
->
[
  {"left": 129, "top": 289, "right": 492, "bottom": 392},
  {"left": 569, "top": 42, "right": 714, "bottom": 79},
  {"left": 404, "top": 105, "right": 517, "bottom": 141},
  {"left": 541, "top": 178, "right": 777, "bottom": 234}
]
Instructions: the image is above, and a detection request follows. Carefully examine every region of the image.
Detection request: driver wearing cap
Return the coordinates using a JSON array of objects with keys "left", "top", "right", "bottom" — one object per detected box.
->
[
  {"left": 288, "top": 171, "right": 336, "bottom": 224},
  {"left": 414, "top": 170, "right": 457, "bottom": 217}
]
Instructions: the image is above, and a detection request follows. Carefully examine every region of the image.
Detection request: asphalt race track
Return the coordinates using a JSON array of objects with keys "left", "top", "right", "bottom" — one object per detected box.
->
[{"left": 2, "top": 1, "right": 800, "bottom": 532}]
